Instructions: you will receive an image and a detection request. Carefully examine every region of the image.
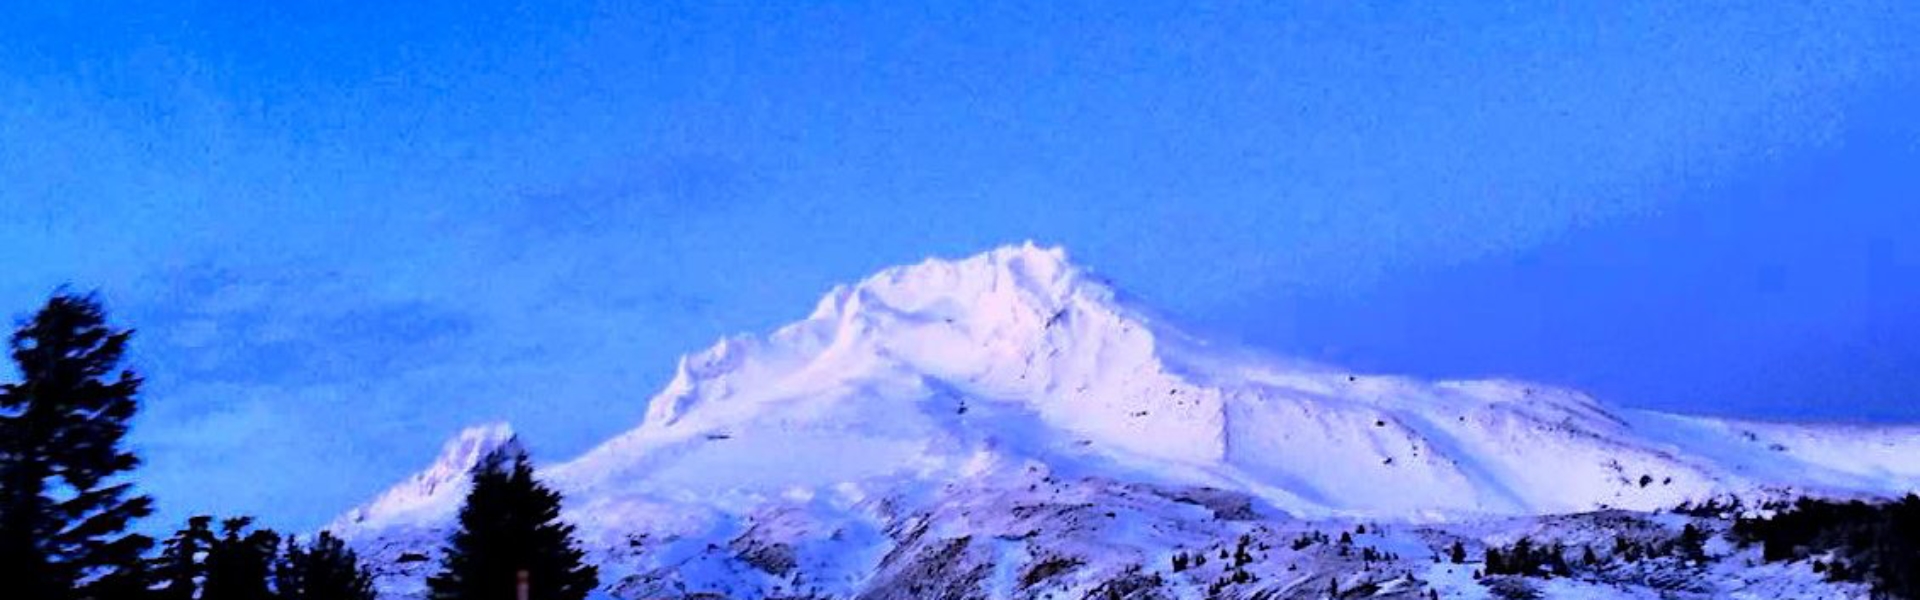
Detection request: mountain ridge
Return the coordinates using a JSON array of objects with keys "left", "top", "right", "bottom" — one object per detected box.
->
[
  {"left": 339, "top": 243, "right": 1920, "bottom": 530},
  {"left": 330, "top": 243, "right": 1920, "bottom": 599}
]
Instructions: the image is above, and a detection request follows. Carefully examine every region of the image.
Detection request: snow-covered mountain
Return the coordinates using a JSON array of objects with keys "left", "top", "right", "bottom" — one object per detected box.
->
[
  {"left": 333, "top": 244, "right": 1920, "bottom": 599},
  {"left": 333, "top": 422, "right": 518, "bottom": 534}
]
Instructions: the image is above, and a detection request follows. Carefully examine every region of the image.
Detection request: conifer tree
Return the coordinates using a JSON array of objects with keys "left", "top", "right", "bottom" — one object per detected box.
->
[
  {"left": 154, "top": 516, "right": 217, "bottom": 600},
  {"left": 427, "top": 440, "right": 598, "bottom": 600},
  {"left": 0, "top": 293, "right": 155, "bottom": 599},
  {"left": 276, "top": 537, "right": 307, "bottom": 597},
  {"left": 202, "top": 517, "right": 279, "bottom": 600},
  {"left": 1510, "top": 537, "right": 1535, "bottom": 574},
  {"left": 1546, "top": 542, "right": 1571, "bottom": 576},
  {"left": 1676, "top": 523, "right": 1707, "bottom": 562},
  {"left": 278, "top": 531, "right": 377, "bottom": 600}
]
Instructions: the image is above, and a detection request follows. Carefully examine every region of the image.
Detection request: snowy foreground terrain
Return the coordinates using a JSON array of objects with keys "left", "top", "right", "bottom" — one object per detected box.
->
[{"left": 331, "top": 244, "right": 1920, "bottom": 599}]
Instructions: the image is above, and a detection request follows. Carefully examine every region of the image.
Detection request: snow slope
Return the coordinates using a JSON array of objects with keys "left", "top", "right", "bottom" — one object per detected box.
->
[
  {"left": 331, "top": 243, "right": 1920, "bottom": 599},
  {"left": 333, "top": 422, "right": 517, "bottom": 533}
]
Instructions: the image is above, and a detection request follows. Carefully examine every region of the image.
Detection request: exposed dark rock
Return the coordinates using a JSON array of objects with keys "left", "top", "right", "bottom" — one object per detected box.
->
[{"left": 856, "top": 536, "right": 993, "bottom": 600}]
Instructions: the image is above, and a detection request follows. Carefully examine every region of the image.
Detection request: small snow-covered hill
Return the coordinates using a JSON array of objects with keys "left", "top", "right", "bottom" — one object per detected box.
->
[{"left": 331, "top": 244, "right": 1920, "bottom": 599}]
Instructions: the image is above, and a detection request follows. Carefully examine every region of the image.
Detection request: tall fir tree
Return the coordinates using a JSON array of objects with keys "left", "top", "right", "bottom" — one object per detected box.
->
[
  {"left": 277, "top": 531, "right": 377, "bottom": 600},
  {"left": 201, "top": 517, "right": 279, "bottom": 600},
  {"left": 153, "top": 516, "right": 217, "bottom": 600},
  {"left": 275, "top": 537, "right": 306, "bottom": 599},
  {"left": 427, "top": 440, "right": 598, "bottom": 600},
  {"left": 0, "top": 293, "right": 155, "bottom": 599}
]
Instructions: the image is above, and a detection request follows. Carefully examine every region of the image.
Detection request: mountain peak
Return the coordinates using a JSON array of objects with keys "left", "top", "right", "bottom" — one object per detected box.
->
[
  {"left": 806, "top": 242, "right": 1091, "bottom": 323},
  {"left": 627, "top": 243, "right": 1190, "bottom": 439},
  {"left": 573, "top": 243, "right": 1243, "bottom": 491},
  {"left": 329, "top": 422, "right": 516, "bottom": 537}
]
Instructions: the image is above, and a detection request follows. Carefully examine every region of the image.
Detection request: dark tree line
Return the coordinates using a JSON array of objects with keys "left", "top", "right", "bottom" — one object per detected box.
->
[
  {"left": 0, "top": 293, "right": 380, "bottom": 600},
  {"left": 1482, "top": 537, "right": 1571, "bottom": 578},
  {"left": 1605, "top": 528, "right": 1696, "bottom": 565},
  {"left": 149, "top": 517, "right": 375, "bottom": 600},
  {"left": 1479, "top": 523, "right": 1709, "bottom": 581},
  {"left": 1734, "top": 495, "right": 1920, "bottom": 599}
]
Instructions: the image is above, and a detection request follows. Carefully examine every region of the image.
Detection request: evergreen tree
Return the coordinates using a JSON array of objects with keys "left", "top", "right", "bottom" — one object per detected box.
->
[
  {"left": 1545, "top": 543, "right": 1571, "bottom": 577},
  {"left": 0, "top": 294, "right": 155, "bottom": 600},
  {"left": 1510, "top": 537, "right": 1534, "bottom": 575},
  {"left": 153, "top": 516, "right": 217, "bottom": 600},
  {"left": 276, "top": 537, "right": 306, "bottom": 597},
  {"left": 427, "top": 441, "right": 598, "bottom": 600},
  {"left": 1448, "top": 541, "right": 1467, "bottom": 564},
  {"left": 1676, "top": 523, "right": 1707, "bottom": 562},
  {"left": 278, "top": 531, "right": 376, "bottom": 600},
  {"left": 202, "top": 517, "right": 279, "bottom": 600}
]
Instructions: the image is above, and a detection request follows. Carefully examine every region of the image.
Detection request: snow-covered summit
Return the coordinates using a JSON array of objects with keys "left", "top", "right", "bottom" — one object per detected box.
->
[
  {"left": 568, "top": 241, "right": 1233, "bottom": 496},
  {"left": 340, "top": 243, "right": 1920, "bottom": 532},
  {"left": 642, "top": 242, "right": 1105, "bottom": 427}
]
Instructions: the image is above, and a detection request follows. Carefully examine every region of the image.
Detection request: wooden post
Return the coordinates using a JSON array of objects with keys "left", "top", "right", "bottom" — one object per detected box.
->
[{"left": 516, "top": 569, "right": 530, "bottom": 600}]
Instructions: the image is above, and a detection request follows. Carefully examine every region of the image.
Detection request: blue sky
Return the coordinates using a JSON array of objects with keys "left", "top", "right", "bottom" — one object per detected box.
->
[{"left": 3, "top": 1, "right": 1917, "bottom": 531}]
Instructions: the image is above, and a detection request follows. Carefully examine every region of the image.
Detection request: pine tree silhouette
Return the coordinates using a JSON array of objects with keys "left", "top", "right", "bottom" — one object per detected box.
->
[
  {"left": 154, "top": 516, "right": 218, "bottom": 600},
  {"left": 278, "top": 531, "right": 377, "bottom": 600},
  {"left": 0, "top": 293, "right": 155, "bottom": 600},
  {"left": 1513, "top": 538, "right": 1536, "bottom": 575},
  {"left": 202, "top": 517, "right": 279, "bottom": 600},
  {"left": 1676, "top": 523, "right": 1707, "bottom": 562},
  {"left": 276, "top": 537, "right": 307, "bottom": 600},
  {"left": 428, "top": 440, "right": 598, "bottom": 600}
]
